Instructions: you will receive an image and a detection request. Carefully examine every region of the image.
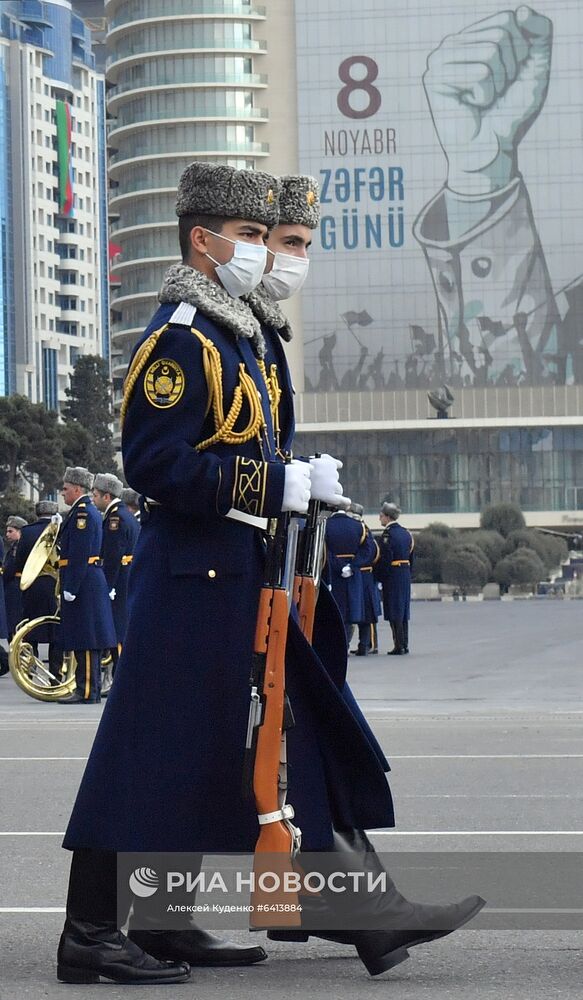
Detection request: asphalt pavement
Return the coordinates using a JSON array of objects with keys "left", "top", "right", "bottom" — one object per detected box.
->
[{"left": 0, "top": 600, "right": 581, "bottom": 999}]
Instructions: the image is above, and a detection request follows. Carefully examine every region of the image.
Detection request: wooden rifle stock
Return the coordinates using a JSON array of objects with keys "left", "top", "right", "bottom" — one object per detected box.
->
[{"left": 244, "top": 515, "right": 302, "bottom": 929}]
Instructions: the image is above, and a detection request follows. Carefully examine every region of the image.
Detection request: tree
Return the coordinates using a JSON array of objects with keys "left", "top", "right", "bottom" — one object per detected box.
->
[
  {"left": 502, "top": 529, "right": 568, "bottom": 572},
  {"left": 452, "top": 541, "right": 492, "bottom": 579},
  {"left": 480, "top": 502, "right": 526, "bottom": 538},
  {"left": 412, "top": 531, "right": 448, "bottom": 583},
  {"left": 493, "top": 549, "right": 546, "bottom": 591},
  {"left": 0, "top": 491, "right": 35, "bottom": 526},
  {"left": 442, "top": 549, "right": 490, "bottom": 591},
  {"left": 425, "top": 521, "right": 457, "bottom": 539},
  {"left": 467, "top": 529, "right": 506, "bottom": 569},
  {"left": 62, "top": 355, "right": 117, "bottom": 473},
  {"left": 0, "top": 395, "right": 65, "bottom": 495}
]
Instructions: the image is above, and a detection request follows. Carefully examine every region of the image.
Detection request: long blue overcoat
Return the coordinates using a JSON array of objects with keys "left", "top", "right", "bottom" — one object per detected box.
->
[
  {"left": 376, "top": 522, "right": 414, "bottom": 623},
  {"left": 359, "top": 530, "right": 382, "bottom": 625},
  {"left": 325, "top": 512, "right": 367, "bottom": 625},
  {"left": 58, "top": 497, "right": 117, "bottom": 651},
  {"left": 13, "top": 518, "right": 58, "bottom": 643},
  {"left": 64, "top": 279, "right": 394, "bottom": 854},
  {"left": 3, "top": 541, "right": 24, "bottom": 637},
  {"left": 101, "top": 501, "right": 140, "bottom": 645}
]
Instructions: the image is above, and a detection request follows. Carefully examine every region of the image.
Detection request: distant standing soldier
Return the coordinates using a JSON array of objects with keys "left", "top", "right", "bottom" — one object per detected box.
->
[
  {"left": 14, "top": 501, "right": 61, "bottom": 677},
  {"left": 353, "top": 524, "right": 381, "bottom": 656},
  {"left": 377, "top": 502, "right": 414, "bottom": 655},
  {"left": 92, "top": 473, "right": 140, "bottom": 675},
  {"left": 121, "top": 487, "right": 141, "bottom": 524},
  {"left": 56, "top": 468, "right": 116, "bottom": 704},
  {"left": 3, "top": 516, "right": 27, "bottom": 638},
  {"left": 325, "top": 508, "right": 367, "bottom": 646}
]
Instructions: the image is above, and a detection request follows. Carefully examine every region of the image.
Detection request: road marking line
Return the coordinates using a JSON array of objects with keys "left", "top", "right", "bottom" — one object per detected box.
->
[
  {"left": 0, "top": 908, "right": 65, "bottom": 913},
  {"left": 388, "top": 754, "right": 583, "bottom": 760},
  {"left": 0, "top": 757, "right": 87, "bottom": 761},
  {"left": 371, "top": 831, "right": 583, "bottom": 836}
]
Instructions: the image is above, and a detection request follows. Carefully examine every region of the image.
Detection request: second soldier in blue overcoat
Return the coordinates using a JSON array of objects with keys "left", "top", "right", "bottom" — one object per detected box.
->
[
  {"left": 376, "top": 502, "right": 415, "bottom": 655},
  {"left": 57, "top": 468, "right": 117, "bottom": 703},
  {"left": 325, "top": 510, "right": 367, "bottom": 643},
  {"left": 92, "top": 473, "right": 140, "bottom": 667}
]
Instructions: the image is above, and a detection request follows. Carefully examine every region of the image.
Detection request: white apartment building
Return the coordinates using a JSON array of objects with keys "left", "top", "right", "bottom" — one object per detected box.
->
[{"left": 1, "top": 0, "right": 109, "bottom": 409}]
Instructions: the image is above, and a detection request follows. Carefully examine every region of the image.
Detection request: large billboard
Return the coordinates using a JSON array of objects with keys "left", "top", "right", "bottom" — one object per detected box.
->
[{"left": 295, "top": 1, "right": 583, "bottom": 391}]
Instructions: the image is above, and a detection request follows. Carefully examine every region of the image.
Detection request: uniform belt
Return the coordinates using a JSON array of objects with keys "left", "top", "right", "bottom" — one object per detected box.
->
[
  {"left": 58, "top": 557, "right": 102, "bottom": 567},
  {"left": 391, "top": 559, "right": 410, "bottom": 566},
  {"left": 121, "top": 555, "right": 133, "bottom": 566}
]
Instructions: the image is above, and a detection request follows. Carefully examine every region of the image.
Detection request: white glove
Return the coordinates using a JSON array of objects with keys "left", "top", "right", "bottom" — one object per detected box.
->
[
  {"left": 341, "top": 564, "right": 353, "bottom": 579},
  {"left": 109, "top": 588, "right": 116, "bottom": 601},
  {"left": 51, "top": 512, "right": 62, "bottom": 527},
  {"left": 309, "top": 454, "right": 351, "bottom": 509},
  {"left": 282, "top": 460, "right": 312, "bottom": 514},
  {"left": 63, "top": 591, "right": 76, "bottom": 602}
]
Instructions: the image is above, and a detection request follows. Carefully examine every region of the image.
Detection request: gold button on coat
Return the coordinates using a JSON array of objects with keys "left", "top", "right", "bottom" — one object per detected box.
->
[{"left": 208, "top": 569, "right": 216, "bottom": 578}]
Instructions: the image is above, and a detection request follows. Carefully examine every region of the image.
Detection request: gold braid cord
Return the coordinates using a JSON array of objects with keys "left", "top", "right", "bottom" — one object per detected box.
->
[
  {"left": 190, "top": 328, "right": 266, "bottom": 452},
  {"left": 120, "top": 324, "right": 268, "bottom": 453},
  {"left": 257, "top": 359, "right": 282, "bottom": 438},
  {"left": 120, "top": 323, "right": 170, "bottom": 427}
]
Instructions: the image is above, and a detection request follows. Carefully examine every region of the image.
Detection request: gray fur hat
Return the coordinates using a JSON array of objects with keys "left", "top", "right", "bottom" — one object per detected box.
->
[
  {"left": 6, "top": 515, "right": 28, "bottom": 529},
  {"left": 278, "top": 174, "right": 320, "bottom": 229},
  {"left": 36, "top": 500, "right": 58, "bottom": 517},
  {"left": 121, "top": 487, "right": 140, "bottom": 507},
  {"left": 63, "top": 466, "right": 94, "bottom": 490},
  {"left": 381, "top": 502, "right": 401, "bottom": 519},
  {"left": 94, "top": 473, "right": 123, "bottom": 497},
  {"left": 176, "top": 162, "right": 280, "bottom": 228}
]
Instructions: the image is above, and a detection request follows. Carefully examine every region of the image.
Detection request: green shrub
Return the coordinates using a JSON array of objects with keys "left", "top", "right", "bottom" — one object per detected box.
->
[
  {"left": 480, "top": 503, "right": 526, "bottom": 538},
  {"left": 442, "top": 548, "right": 490, "bottom": 591},
  {"left": 493, "top": 549, "right": 546, "bottom": 589}
]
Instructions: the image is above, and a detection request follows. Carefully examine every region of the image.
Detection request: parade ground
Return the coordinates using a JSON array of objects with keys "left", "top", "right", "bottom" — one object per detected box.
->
[{"left": 0, "top": 599, "right": 581, "bottom": 999}]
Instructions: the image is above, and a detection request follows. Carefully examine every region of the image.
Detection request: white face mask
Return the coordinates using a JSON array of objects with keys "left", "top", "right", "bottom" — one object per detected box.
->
[
  {"left": 205, "top": 230, "right": 267, "bottom": 298},
  {"left": 261, "top": 249, "right": 310, "bottom": 301}
]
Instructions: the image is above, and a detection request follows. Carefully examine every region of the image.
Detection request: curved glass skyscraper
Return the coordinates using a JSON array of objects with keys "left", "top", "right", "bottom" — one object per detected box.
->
[{"left": 105, "top": 0, "right": 268, "bottom": 392}]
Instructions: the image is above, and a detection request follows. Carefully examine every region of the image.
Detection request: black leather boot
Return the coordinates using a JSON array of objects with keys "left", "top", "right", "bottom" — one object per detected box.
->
[
  {"left": 57, "top": 849, "right": 190, "bottom": 985},
  {"left": 128, "top": 852, "right": 267, "bottom": 967},
  {"left": 268, "top": 830, "right": 485, "bottom": 977},
  {"left": 402, "top": 620, "right": 409, "bottom": 653},
  {"left": 388, "top": 622, "right": 404, "bottom": 654},
  {"left": 57, "top": 919, "right": 191, "bottom": 984},
  {"left": 128, "top": 927, "right": 267, "bottom": 967}
]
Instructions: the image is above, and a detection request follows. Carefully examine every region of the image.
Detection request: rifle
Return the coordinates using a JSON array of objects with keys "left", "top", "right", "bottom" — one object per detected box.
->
[
  {"left": 293, "top": 499, "right": 329, "bottom": 643},
  {"left": 243, "top": 512, "right": 303, "bottom": 928}
]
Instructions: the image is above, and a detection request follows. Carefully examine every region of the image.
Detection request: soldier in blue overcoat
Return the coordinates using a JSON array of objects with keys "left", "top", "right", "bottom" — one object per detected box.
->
[
  {"left": 57, "top": 165, "right": 481, "bottom": 987},
  {"left": 56, "top": 467, "right": 117, "bottom": 704},
  {"left": 325, "top": 509, "right": 367, "bottom": 643},
  {"left": 353, "top": 524, "right": 381, "bottom": 656},
  {"left": 92, "top": 473, "right": 140, "bottom": 675},
  {"left": 3, "top": 516, "right": 27, "bottom": 637},
  {"left": 13, "top": 501, "right": 60, "bottom": 676},
  {"left": 245, "top": 177, "right": 483, "bottom": 968},
  {"left": 376, "top": 502, "right": 415, "bottom": 655},
  {"left": 121, "top": 487, "right": 141, "bottom": 525}
]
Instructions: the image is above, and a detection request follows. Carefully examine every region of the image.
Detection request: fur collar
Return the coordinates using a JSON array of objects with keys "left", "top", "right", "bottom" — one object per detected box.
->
[
  {"left": 245, "top": 285, "right": 293, "bottom": 342},
  {"left": 159, "top": 264, "right": 266, "bottom": 357}
]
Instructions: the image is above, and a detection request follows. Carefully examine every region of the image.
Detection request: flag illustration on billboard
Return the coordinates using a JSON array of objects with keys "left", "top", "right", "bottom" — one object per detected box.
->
[
  {"left": 56, "top": 99, "right": 74, "bottom": 217},
  {"left": 341, "top": 310, "right": 373, "bottom": 327}
]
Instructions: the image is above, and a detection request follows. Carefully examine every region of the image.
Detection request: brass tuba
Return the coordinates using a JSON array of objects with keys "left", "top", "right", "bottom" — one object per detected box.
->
[{"left": 8, "top": 521, "right": 77, "bottom": 701}]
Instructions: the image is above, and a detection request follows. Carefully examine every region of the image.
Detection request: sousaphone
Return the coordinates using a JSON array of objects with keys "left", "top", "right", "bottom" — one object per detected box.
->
[{"left": 9, "top": 521, "right": 77, "bottom": 701}]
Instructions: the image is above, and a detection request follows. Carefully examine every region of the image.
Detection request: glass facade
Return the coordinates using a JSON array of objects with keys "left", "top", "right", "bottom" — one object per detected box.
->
[
  {"left": 106, "top": 0, "right": 268, "bottom": 392},
  {"left": 96, "top": 77, "right": 109, "bottom": 361},
  {"left": 294, "top": 426, "right": 583, "bottom": 516},
  {"left": 42, "top": 346, "right": 58, "bottom": 410},
  {"left": 0, "top": 46, "right": 15, "bottom": 395}
]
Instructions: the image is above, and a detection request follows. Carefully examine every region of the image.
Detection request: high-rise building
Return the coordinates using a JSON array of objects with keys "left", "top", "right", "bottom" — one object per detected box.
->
[
  {"left": 1, "top": 0, "right": 109, "bottom": 409},
  {"left": 106, "top": 0, "right": 273, "bottom": 394}
]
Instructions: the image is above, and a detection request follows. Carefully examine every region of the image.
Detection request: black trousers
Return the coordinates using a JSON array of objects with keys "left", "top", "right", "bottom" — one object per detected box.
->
[
  {"left": 356, "top": 622, "right": 378, "bottom": 653},
  {"left": 73, "top": 650, "right": 102, "bottom": 702}
]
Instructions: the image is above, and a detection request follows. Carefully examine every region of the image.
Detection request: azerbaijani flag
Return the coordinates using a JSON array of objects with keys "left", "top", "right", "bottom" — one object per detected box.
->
[{"left": 56, "top": 99, "right": 74, "bottom": 216}]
